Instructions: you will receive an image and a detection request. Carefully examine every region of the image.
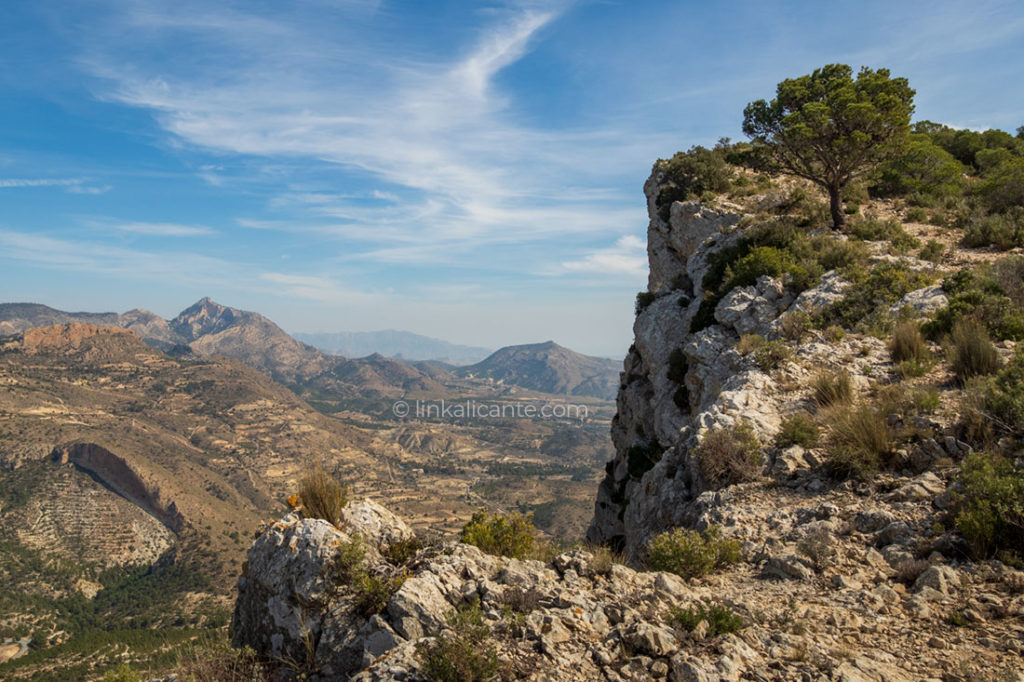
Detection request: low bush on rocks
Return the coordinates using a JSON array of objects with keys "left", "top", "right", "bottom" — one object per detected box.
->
[
  {"left": 919, "top": 239, "right": 945, "bottom": 263},
  {"left": 695, "top": 421, "right": 762, "bottom": 488},
  {"left": 383, "top": 537, "right": 424, "bottom": 566},
  {"left": 948, "top": 319, "right": 1001, "bottom": 385},
  {"left": 416, "top": 604, "right": 501, "bottom": 682},
  {"left": 986, "top": 349, "right": 1024, "bottom": 438},
  {"left": 635, "top": 291, "right": 657, "bottom": 315},
  {"left": 926, "top": 257, "right": 1024, "bottom": 342},
  {"left": 891, "top": 320, "right": 933, "bottom": 378},
  {"left": 955, "top": 451, "right": 1024, "bottom": 562},
  {"left": 327, "top": 537, "right": 407, "bottom": 617},
  {"left": 825, "top": 403, "right": 896, "bottom": 479},
  {"left": 811, "top": 369, "right": 853, "bottom": 408},
  {"left": 668, "top": 602, "right": 744, "bottom": 637},
  {"left": 653, "top": 145, "right": 734, "bottom": 219},
  {"left": 460, "top": 509, "right": 535, "bottom": 559},
  {"left": 297, "top": 464, "right": 349, "bottom": 526},
  {"left": 690, "top": 221, "right": 868, "bottom": 334},
  {"left": 775, "top": 413, "right": 819, "bottom": 448},
  {"left": 736, "top": 333, "right": 765, "bottom": 355},
  {"left": 753, "top": 340, "right": 792, "bottom": 371},
  {"left": 847, "top": 214, "right": 921, "bottom": 253},
  {"left": 961, "top": 207, "right": 1024, "bottom": 251},
  {"left": 820, "top": 260, "right": 936, "bottom": 333},
  {"left": 647, "top": 526, "right": 741, "bottom": 579},
  {"left": 894, "top": 558, "right": 932, "bottom": 586}
]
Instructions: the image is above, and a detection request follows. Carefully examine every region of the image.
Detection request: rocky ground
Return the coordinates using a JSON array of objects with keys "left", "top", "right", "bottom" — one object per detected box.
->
[{"left": 230, "top": 493, "right": 1024, "bottom": 681}]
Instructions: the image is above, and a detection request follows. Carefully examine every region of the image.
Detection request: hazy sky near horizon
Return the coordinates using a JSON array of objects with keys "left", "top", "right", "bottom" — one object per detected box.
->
[{"left": 2, "top": 0, "right": 1022, "bottom": 357}]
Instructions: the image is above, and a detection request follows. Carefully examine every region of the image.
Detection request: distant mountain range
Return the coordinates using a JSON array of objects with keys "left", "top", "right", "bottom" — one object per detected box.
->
[
  {"left": 457, "top": 341, "right": 620, "bottom": 400},
  {"left": 0, "top": 299, "right": 620, "bottom": 401},
  {"left": 294, "top": 330, "right": 492, "bottom": 365}
]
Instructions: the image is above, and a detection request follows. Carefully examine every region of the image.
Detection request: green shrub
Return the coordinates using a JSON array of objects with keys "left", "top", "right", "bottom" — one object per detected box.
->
[
  {"left": 954, "top": 452, "right": 1024, "bottom": 562},
  {"left": 977, "top": 157, "right": 1024, "bottom": 214},
  {"left": 918, "top": 239, "right": 945, "bottom": 263},
  {"left": 383, "top": 537, "right": 424, "bottom": 566},
  {"left": 668, "top": 602, "right": 744, "bottom": 637},
  {"left": 986, "top": 349, "right": 1024, "bottom": 437},
  {"left": 928, "top": 259, "right": 1024, "bottom": 343},
  {"left": 821, "top": 261, "right": 936, "bottom": 331},
  {"left": 654, "top": 146, "right": 733, "bottom": 218},
  {"left": 417, "top": 604, "right": 500, "bottom": 682},
  {"left": 905, "top": 207, "right": 928, "bottom": 223},
  {"left": 825, "top": 403, "right": 895, "bottom": 479},
  {"left": 779, "top": 310, "right": 811, "bottom": 341},
  {"left": 298, "top": 465, "right": 349, "bottom": 526},
  {"left": 823, "top": 325, "right": 845, "bottom": 342},
  {"left": 736, "top": 333, "right": 765, "bottom": 355},
  {"left": 328, "top": 537, "right": 406, "bottom": 617},
  {"left": 848, "top": 214, "right": 921, "bottom": 252},
  {"left": 647, "top": 526, "right": 742, "bottom": 579},
  {"left": 635, "top": 291, "right": 657, "bottom": 315},
  {"left": 891, "top": 320, "right": 933, "bottom": 377},
  {"left": 353, "top": 573, "right": 407, "bottom": 618},
  {"left": 961, "top": 208, "right": 1024, "bottom": 251},
  {"left": 695, "top": 421, "right": 761, "bottom": 488},
  {"left": 753, "top": 340, "right": 792, "bottom": 371},
  {"left": 726, "top": 246, "right": 818, "bottom": 291},
  {"left": 949, "top": 319, "right": 1001, "bottom": 385},
  {"left": 460, "top": 509, "right": 535, "bottom": 559},
  {"left": 104, "top": 666, "right": 142, "bottom": 682},
  {"left": 667, "top": 348, "right": 689, "bottom": 383},
  {"left": 776, "top": 414, "right": 819, "bottom": 448},
  {"left": 811, "top": 369, "right": 853, "bottom": 408}
]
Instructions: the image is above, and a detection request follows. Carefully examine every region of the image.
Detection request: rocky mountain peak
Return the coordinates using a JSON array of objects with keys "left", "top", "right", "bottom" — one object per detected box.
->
[{"left": 170, "top": 297, "right": 241, "bottom": 340}]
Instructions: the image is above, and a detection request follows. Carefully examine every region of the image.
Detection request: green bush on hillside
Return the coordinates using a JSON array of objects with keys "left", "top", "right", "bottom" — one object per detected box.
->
[
  {"left": 654, "top": 146, "right": 734, "bottom": 218},
  {"left": 298, "top": 464, "right": 349, "bottom": 526},
  {"left": 695, "top": 421, "right": 761, "bottom": 488},
  {"left": 819, "top": 260, "right": 935, "bottom": 332},
  {"left": 416, "top": 604, "right": 501, "bottom": 682},
  {"left": 955, "top": 451, "right": 1024, "bottom": 562},
  {"left": 460, "top": 509, "right": 535, "bottom": 559},
  {"left": 775, "top": 413, "right": 819, "bottom": 448},
  {"left": 668, "top": 602, "right": 744, "bottom": 637},
  {"left": 647, "top": 526, "right": 741, "bottom": 578}
]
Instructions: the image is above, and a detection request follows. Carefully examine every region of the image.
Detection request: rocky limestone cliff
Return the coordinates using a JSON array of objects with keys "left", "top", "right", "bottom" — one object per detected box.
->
[{"left": 585, "top": 168, "right": 952, "bottom": 557}]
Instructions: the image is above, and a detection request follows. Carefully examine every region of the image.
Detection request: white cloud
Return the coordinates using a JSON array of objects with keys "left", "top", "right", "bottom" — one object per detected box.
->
[
  {"left": 561, "top": 235, "right": 647, "bottom": 277},
  {"left": 0, "top": 177, "right": 112, "bottom": 194},
  {"left": 77, "top": 1, "right": 665, "bottom": 263},
  {"left": 0, "top": 178, "right": 83, "bottom": 188},
  {"left": 113, "top": 221, "right": 213, "bottom": 236}
]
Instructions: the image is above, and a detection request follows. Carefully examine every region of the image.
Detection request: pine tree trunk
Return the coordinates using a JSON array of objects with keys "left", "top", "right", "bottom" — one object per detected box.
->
[{"left": 829, "top": 184, "right": 846, "bottom": 231}]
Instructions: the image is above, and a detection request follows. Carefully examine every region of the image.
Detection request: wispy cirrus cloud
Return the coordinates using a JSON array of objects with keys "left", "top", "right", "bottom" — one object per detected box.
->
[
  {"left": 561, "top": 235, "right": 647, "bottom": 277},
  {"left": 112, "top": 221, "right": 214, "bottom": 237},
  {"left": 76, "top": 1, "right": 658, "bottom": 267},
  {"left": 0, "top": 177, "right": 111, "bottom": 194}
]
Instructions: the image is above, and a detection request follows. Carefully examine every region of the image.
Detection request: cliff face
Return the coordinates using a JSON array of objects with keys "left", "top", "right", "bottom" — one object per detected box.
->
[{"left": 585, "top": 168, "right": 943, "bottom": 557}]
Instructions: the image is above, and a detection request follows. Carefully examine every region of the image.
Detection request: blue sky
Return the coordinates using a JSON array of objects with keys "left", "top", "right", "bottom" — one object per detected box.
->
[{"left": 1, "top": 0, "right": 1022, "bottom": 357}]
